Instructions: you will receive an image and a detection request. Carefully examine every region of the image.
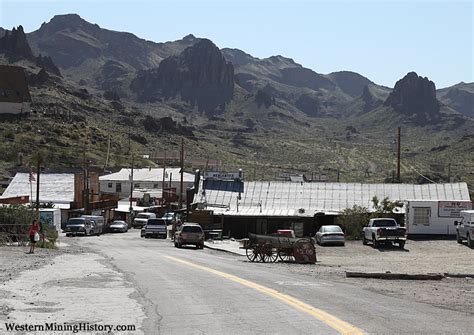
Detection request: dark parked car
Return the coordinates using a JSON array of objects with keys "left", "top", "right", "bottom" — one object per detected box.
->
[{"left": 109, "top": 220, "right": 128, "bottom": 233}]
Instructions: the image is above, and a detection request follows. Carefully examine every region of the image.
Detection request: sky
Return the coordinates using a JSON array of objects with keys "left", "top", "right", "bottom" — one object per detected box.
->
[{"left": 0, "top": 0, "right": 472, "bottom": 88}]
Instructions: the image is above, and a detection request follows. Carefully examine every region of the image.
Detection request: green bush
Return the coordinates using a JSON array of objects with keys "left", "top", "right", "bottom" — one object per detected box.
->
[
  {"left": 0, "top": 206, "right": 36, "bottom": 243},
  {"left": 337, "top": 197, "right": 404, "bottom": 240},
  {"left": 336, "top": 205, "right": 370, "bottom": 240}
]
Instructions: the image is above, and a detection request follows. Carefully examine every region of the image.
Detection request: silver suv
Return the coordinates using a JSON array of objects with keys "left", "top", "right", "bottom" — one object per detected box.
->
[{"left": 174, "top": 223, "right": 205, "bottom": 249}]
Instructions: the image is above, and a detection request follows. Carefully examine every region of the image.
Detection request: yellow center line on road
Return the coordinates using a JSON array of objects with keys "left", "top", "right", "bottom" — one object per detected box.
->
[{"left": 165, "top": 256, "right": 365, "bottom": 335}]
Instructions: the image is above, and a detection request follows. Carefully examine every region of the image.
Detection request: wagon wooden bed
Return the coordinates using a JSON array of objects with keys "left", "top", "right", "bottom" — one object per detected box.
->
[{"left": 240, "top": 233, "right": 316, "bottom": 264}]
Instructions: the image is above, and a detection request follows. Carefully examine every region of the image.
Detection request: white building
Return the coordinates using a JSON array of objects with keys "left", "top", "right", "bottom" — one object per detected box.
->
[{"left": 99, "top": 168, "right": 195, "bottom": 200}]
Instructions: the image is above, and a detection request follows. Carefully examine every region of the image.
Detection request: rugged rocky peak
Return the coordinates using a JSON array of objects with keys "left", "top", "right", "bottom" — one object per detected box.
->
[
  {"left": 0, "top": 25, "right": 34, "bottom": 60},
  {"left": 182, "top": 34, "right": 196, "bottom": 41},
  {"left": 221, "top": 48, "right": 256, "bottom": 67},
  {"left": 37, "top": 14, "right": 97, "bottom": 35},
  {"left": 264, "top": 55, "right": 300, "bottom": 69},
  {"left": 384, "top": 72, "right": 439, "bottom": 120},
  {"left": 328, "top": 71, "right": 374, "bottom": 97},
  {"left": 35, "top": 54, "right": 61, "bottom": 76},
  {"left": 131, "top": 39, "right": 234, "bottom": 112}
]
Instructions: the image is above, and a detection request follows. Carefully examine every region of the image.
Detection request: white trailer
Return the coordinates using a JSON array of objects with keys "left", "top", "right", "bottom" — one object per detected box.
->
[{"left": 405, "top": 200, "right": 472, "bottom": 236}]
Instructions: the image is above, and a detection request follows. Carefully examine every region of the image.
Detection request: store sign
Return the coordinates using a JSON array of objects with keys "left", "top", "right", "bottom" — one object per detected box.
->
[
  {"left": 204, "top": 171, "right": 242, "bottom": 180},
  {"left": 438, "top": 201, "right": 472, "bottom": 218}
]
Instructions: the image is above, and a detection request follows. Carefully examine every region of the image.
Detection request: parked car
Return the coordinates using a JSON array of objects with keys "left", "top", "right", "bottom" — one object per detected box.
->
[
  {"left": 174, "top": 223, "right": 205, "bottom": 249},
  {"left": 143, "top": 218, "right": 168, "bottom": 239},
  {"left": 161, "top": 212, "right": 176, "bottom": 225},
  {"left": 363, "top": 218, "right": 406, "bottom": 248},
  {"left": 315, "top": 225, "right": 345, "bottom": 246},
  {"left": 133, "top": 212, "right": 156, "bottom": 228},
  {"left": 455, "top": 210, "right": 474, "bottom": 248},
  {"left": 109, "top": 220, "right": 128, "bottom": 233}
]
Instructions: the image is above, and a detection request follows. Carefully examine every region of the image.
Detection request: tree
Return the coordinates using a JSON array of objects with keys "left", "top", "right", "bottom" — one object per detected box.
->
[{"left": 371, "top": 196, "right": 403, "bottom": 214}]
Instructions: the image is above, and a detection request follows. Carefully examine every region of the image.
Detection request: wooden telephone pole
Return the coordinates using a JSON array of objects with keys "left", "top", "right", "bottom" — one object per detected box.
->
[
  {"left": 179, "top": 138, "right": 184, "bottom": 209},
  {"left": 396, "top": 127, "right": 401, "bottom": 183}
]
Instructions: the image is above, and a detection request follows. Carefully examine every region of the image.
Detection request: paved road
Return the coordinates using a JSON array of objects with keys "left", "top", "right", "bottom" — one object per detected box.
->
[{"left": 72, "top": 231, "right": 472, "bottom": 334}]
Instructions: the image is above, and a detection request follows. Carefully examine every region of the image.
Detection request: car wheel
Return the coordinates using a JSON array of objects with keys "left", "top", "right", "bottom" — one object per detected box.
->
[
  {"left": 200, "top": 244, "right": 204, "bottom": 249},
  {"left": 174, "top": 242, "right": 178, "bottom": 248},
  {"left": 456, "top": 232, "right": 462, "bottom": 244},
  {"left": 373, "top": 235, "right": 379, "bottom": 248},
  {"left": 363, "top": 236, "right": 368, "bottom": 245},
  {"left": 468, "top": 234, "right": 473, "bottom": 248},
  {"left": 399, "top": 241, "right": 405, "bottom": 249}
]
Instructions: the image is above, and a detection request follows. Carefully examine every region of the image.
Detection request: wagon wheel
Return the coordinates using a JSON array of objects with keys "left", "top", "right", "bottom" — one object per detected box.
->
[
  {"left": 262, "top": 246, "right": 278, "bottom": 263},
  {"left": 246, "top": 247, "right": 262, "bottom": 262},
  {"left": 278, "top": 249, "right": 294, "bottom": 262}
]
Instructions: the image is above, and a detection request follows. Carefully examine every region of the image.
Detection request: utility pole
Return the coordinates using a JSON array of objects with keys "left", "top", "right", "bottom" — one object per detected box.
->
[
  {"left": 129, "top": 153, "right": 134, "bottom": 216},
  {"left": 448, "top": 163, "right": 451, "bottom": 183},
  {"left": 179, "top": 138, "right": 184, "bottom": 209},
  {"left": 35, "top": 156, "right": 41, "bottom": 213},
  {"left": 396, "top": 126, "right": 401, "bottom": 183},
  {"left": 104, "top": 135, "right": 111, "bottom": 172},
  {"left": 128, "top": 126, "right": 131, "bottom": 154},
  {"left": 162, "top": 150, "right": 166, "bottom": 204},
  {"left": 82, "top": 139, "right": 88, "bottom": 213}
]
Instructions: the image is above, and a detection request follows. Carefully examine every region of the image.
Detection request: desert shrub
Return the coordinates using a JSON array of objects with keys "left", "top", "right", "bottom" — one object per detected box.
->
[
  {"left": 0, "top": 206, "right": 36, "bottom": 243},
  {"left": 336, "top": 205, "right": 370, "bottom": 240},
  {"left": 337, "top": 197, "right": 404, "bottom": 240}
]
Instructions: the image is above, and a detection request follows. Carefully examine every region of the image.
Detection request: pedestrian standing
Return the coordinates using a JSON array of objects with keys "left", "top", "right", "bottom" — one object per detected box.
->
[{"left": 28, "top": 219, "right": 40, "bottom": 254}]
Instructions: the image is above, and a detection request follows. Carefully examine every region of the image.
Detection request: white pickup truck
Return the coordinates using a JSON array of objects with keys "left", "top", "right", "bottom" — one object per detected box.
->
[
  {"left": 363, "top": 218, "right": 407, "bottom": 248},
  {"left": 455, "top": 210, "right": 474, "bottom": 248}
]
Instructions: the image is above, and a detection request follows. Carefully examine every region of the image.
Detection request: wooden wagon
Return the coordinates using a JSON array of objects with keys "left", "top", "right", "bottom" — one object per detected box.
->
[{"left": 240, "top": 233, "right": 316, "bottom": 264}]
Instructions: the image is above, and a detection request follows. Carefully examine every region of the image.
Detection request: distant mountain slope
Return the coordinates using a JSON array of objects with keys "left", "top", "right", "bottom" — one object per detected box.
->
[
  {"left": 437, "top": 82, "right": 474, "bottom": 118},
  {"left": 131, "top": 39, "right": 234, "bottom": 112},
  {"left": 27, "top": 14, "right": 201, "bottom": 91}
]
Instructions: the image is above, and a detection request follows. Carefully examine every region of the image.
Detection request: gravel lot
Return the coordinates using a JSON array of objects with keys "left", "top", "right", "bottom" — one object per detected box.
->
[{"left": 288, "top": 239, "right": 474, "bottom": 314}]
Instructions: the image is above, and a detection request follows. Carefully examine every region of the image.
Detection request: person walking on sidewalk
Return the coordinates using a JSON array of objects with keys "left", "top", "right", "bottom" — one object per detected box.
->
[{"left": 28, "top": 219, "right": 40, "bottom": 254}]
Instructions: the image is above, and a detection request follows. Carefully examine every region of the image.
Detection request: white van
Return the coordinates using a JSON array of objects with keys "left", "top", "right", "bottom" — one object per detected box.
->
[{"left": 133, "top": 212, "right": 156, "bottom": 228}]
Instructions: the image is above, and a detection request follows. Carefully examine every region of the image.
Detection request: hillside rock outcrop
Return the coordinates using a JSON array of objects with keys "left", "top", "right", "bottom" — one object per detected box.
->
[
  {"left": 384, "top": 72, "right": 440, "bottom": 121},
  {"left": 131, "top": 39, "right": 234, "bottom": 112},
  {"left": 0, "top": 26, "right": 34, "bottom": 60}
]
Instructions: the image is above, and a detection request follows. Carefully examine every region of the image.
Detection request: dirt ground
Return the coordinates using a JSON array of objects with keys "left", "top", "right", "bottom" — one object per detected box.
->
[
  {"left": 287, "top": 239, "right": 474, "bottom": 314},
  {"left": 0, "top": 243, "right": 145, "bottom": 334}
]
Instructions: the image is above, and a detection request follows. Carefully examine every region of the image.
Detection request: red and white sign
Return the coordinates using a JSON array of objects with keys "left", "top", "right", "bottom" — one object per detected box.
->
[{"left": 438, "top": 201, "right": 472, "bottom": 218}]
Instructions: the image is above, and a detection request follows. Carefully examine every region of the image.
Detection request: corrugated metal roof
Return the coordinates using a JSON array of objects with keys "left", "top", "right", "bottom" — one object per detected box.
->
[
  {"left": 201, "top": 181, "right": 471, "bottom": 215},
  {"left": 0, "top": 173, "right": 74, "bottom": 204},
  {"left": 100, "top": 168, "right": 195, "bottom": 182}
]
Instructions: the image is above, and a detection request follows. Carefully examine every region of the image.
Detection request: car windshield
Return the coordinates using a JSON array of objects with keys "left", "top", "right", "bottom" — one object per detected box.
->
[
  {"left": 112, "top": 221, "right": 125, "bottom": 225},
  {"left": 137, "top": 214, "right": 150, "bottom": 219},
  {"left": 147, "top": 219, "right": 166, "bottom": 226},
  {"left": 163, "top": 213, "right": 174, "bottom": 219},
  {"left": 373, "top": 220, "right": 397, "bottom": 227},
  {"left": 323, "top": 226, "right": 342, "bottom": 233},
  {"left": 182, "top": 226, "right": 202, "bottom": 233},
  {"left": 68, "top": 218, "right": 84, "bottom": 225}
]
